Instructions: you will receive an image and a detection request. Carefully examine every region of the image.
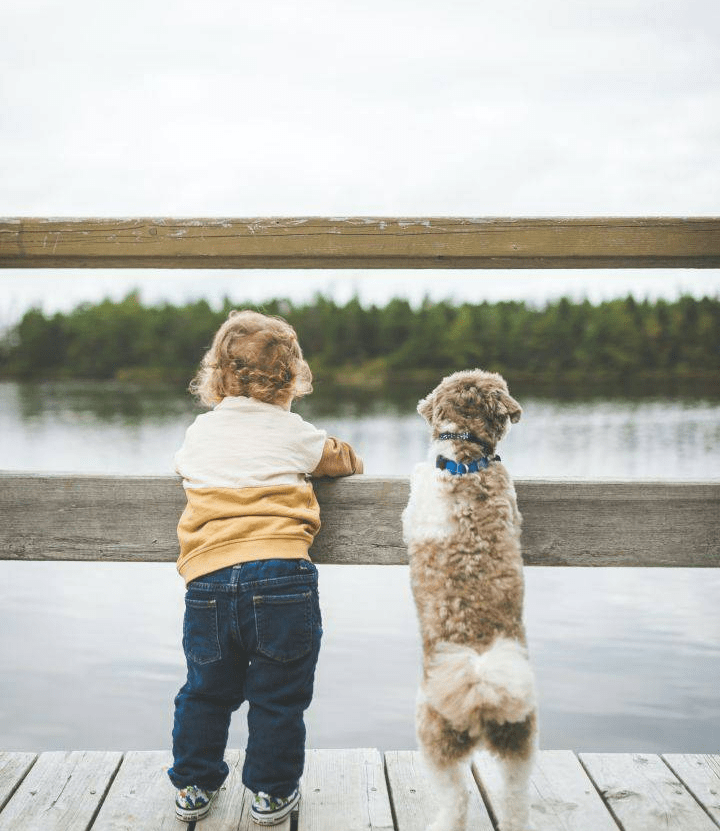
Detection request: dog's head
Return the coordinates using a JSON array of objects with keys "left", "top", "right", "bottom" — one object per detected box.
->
[{"left": 417, "top": 369, "right": 521, "bottom": 453}]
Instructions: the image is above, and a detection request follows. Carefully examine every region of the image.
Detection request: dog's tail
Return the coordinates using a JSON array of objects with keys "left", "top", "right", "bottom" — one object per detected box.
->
[{"left": 423, "top": 638, "right": 535, "bottom": 734}]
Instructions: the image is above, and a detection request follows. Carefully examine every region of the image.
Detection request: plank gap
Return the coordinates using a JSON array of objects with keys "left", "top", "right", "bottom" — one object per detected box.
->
[
  {"left": 579, "top": 752, "right": 718, "bottom": 831},
  {"left": 469, "top": 764, "right": 501, "bottom": 829},
  {"left": 84, "top": 753, "right": 124, "bottom": 831},
  {"left": 0, "top": 753, "right": 39, "bottom": 813},
  {"left": 575, "top": 753, "right": 626, "bottom": 831},
  {"left": 381, "top": 757, "right": 401, "bottom": 831},
  {"left": 662, "top": 755, "right": 720, "bottom": 829}
]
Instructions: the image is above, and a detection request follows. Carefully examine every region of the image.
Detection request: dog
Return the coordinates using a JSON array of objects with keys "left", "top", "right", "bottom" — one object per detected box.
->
[{"left": 402, "top": 369, "right": 537, "bottom": 831}]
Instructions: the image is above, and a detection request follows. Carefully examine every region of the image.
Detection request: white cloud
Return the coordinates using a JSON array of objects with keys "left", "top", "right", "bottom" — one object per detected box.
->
[{"left": 1, "top": 0, "right": 718, "bottom": 310}]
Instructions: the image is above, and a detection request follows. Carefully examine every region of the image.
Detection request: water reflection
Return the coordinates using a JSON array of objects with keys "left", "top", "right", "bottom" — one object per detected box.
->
[
  {"left": 12, "top": 379, "right": 198, "bottom": 423},
  {"left": 0, "top": 381, "right": 719, "bottom": 753},
  {"left": 3, "top": 381, "right": 719, "bottom": 480},
  {"left": 2, "top": 562, "right": 718, "bottom": 754}
]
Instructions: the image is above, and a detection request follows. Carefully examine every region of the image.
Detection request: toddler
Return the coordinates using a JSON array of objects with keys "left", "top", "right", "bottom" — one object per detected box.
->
[{"left": 168, "top": 310, "right": 363, "bottom": 824}]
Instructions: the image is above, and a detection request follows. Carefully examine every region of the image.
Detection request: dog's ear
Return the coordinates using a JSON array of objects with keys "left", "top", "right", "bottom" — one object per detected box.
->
[
  {"left": 497, "top": 391, "right": 522, "bottom": 423},
  {"left": 417, "top": 392, "right": 435, "bottom": 424}
]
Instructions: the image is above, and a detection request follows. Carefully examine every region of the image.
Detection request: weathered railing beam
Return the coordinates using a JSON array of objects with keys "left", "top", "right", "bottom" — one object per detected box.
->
[
  {"left": 0, "top": 474, "right": 717, "bottom": 567},
  {"left": 1, "top": 217, "right": 719, "bottom": 269}
]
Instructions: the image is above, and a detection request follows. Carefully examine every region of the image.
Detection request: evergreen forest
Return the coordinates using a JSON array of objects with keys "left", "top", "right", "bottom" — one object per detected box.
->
[{"left": 2, "top": 293, "right": 718, "bottom": 395}]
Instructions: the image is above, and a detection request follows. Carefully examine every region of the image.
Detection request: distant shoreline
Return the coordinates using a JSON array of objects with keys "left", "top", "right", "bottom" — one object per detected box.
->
[
  {"left": 2, "top": 294, "right": 718, "bottom": 401},
  {"left": 2, "top": 369, "right": 718, "bottom": 403}
]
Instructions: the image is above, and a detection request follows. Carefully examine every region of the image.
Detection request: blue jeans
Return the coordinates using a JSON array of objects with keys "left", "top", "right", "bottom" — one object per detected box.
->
[{"left": 168, "top": 559, "right": 322, "bottom": 797}]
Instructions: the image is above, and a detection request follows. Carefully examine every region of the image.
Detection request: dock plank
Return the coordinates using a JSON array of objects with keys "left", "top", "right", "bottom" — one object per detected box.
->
[
  {"left": 90, "top": 750, "right": 185, "bottom": 831},
  {"left": 0, "top": 750, "right": 122, "bottom": 831},
  {"left": 298, "top": 749, "right": 394, "bottom": 831},
  {"left": 385, "top": 750, "right": 494, "bottom": 831},
  {"left": 473, "top": 750, "right": 619, "bottom": 831},
  {"left": 204, "top": 750, "right": 290, "bottom": 831},
  {"left": 0, "top": 752, "right": 37, "bottom": 812},
  {"left": 91, "top": 750, "right": 288, "bottom": 831},
  {"left": 580, "top": 752, "right": 718, "bottom": 831},
  {"left": 662, "top": 754, "right": 720, "bottom": 826},
  {"left": 1, "top": 747, "right": 718, "bottom": 831}
]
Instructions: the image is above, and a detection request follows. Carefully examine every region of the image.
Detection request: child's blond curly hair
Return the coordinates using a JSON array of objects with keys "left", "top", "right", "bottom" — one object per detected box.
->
[{"left": 190, "top": 310, "right": 313, "bottom": 407}]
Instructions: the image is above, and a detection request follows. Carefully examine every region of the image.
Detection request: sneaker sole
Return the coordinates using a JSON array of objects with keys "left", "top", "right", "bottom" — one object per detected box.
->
[
  {"left": 175, "top": 799, "right": 214, "bottom": 822},
  {"left": 251, "top": 792, "right": 300, "bottom": 825}
]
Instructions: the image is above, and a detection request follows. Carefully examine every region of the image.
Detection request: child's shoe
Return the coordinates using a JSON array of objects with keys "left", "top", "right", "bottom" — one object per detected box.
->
[
  {"left": 175, "top": 784, "right": 218, "bottom": 822},
  {"left": 250, "top": 787, "right": 300, "bottom": 825}
]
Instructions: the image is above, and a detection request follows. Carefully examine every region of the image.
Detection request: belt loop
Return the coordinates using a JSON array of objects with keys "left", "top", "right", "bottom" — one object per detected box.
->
[{"left": 230, "top": 564, "right": 242, "bottom": 588}]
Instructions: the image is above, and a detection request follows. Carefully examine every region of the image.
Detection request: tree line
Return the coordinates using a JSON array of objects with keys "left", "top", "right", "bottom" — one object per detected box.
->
[{"left": 1, "top": 293, "right": 718, "bottom": 389}]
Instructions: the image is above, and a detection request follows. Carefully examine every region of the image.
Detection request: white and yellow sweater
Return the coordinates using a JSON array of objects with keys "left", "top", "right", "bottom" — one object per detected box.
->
[{"left": 175, "top": 396, "right": 363, "bottom": 584}]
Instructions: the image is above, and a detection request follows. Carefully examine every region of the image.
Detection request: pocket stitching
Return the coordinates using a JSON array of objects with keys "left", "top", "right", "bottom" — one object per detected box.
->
[
  {"left": 184, "top": 597, "right": 221, "bottom": 665},
  {"left": 255, "top": 591, "right": 312, "bottom": 606},
  {"left": 253, "top": 591, "right": 313, "bottom": 663}
]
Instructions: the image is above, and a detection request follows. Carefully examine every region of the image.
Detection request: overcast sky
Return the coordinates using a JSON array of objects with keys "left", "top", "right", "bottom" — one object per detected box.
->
[{"left": 1, "top": 0, "right": 718, "bottom": 323}]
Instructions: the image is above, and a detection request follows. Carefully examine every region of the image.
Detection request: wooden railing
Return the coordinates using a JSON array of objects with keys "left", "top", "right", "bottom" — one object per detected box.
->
[
  {"left": 1, "top": 217, "right": 718, "bottom": 568},
  {"left": 2, "top": 216, "right": 720, "bottom": 269},
  {"left": 0, "top": 475, "right": 718, "bottom": 568}
]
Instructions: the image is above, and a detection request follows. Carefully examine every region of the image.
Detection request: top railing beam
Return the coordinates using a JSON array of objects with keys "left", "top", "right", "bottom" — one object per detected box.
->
[{"left": 1, "top": 217, "right": 719, "bottom": 269}]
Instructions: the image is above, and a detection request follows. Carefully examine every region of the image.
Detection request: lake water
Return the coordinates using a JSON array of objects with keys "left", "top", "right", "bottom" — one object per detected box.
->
[{"left": 1, "top": 380, "right": 719, "bottom": 754}]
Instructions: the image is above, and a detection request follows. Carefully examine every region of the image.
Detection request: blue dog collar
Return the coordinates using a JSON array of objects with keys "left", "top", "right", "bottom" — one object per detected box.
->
[{"left": 436, "top": 454, "right": 500, "bottom": 475}]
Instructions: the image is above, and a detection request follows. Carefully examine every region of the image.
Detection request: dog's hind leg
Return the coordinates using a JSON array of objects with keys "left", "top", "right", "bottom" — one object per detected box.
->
[
  {"left": 485, "top": 712, "right": 538, "bottom": 831},
  {"left": 423, "top": 759, "right": 468, "bottom": 831},
  {"left": 497, "top": 750, "right": 535, "bottom": 831},
  {"left": 417, "top": 696, "right": 474, "bottom": 831}
]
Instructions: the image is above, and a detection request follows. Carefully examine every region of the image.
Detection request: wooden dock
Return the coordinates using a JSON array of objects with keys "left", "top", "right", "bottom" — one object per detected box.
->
[{"left": 1, "top": 748, "right": 719, "bottom": 831}]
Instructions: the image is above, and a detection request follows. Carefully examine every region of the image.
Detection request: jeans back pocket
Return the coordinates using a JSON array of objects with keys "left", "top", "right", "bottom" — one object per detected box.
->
[
  {"left": 183, "top": 597, "right": 221, "bottom": 665},
  {"left": 253, "top": 591, "right": 313, "bottom": 662}
]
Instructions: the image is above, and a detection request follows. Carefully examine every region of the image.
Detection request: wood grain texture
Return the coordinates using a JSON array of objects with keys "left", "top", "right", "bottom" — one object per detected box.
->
[
  {"left": 0, "top": 750, "right": 122, "bottom": 831},
  {"left": 517, "top": 479, "right": 720, "bottom": 567},
  {"left": 90, "top": 750, "right": 186, "bottom": 831},
  {"left": 77, "top": 749, "right": 288, "bottom": 831},
  {"left": 385, "top": 750, "right": 494, "bottom": 831},
  {"left": 473, "top": 750, "right": 618, "bottom": 831},
  {"left": 579, "top": 752, "right": 718, "bottom": 831},
  {"left": 298, "top": 748, "right": 394, "bottom": 831},
  {"left": 0, "top": 474, "right": 718, "bottom": 567},
  {"left": 0, "top": 748, "right": 718, "bottom": 830},
  {"left": 2, "top": 217, "right": 719, "bottom": 268},
  {"left": 0, "top": 752, "right": 36, "bottom": 812},
  {"left": 662, "top": 754, "right": 720, "bottom": 826},
  {"left": 206, "top": 750, "right": 292, "bottom": 831}
]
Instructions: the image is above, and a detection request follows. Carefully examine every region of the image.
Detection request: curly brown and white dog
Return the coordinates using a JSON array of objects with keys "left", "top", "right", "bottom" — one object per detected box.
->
[{"left": 402, "top": 369, "right": 537, "bottom": 831}]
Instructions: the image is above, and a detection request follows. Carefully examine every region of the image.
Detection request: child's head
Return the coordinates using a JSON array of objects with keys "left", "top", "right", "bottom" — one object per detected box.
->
[{"left": 190, "top": 310, "right": 312, "bottom": 408}]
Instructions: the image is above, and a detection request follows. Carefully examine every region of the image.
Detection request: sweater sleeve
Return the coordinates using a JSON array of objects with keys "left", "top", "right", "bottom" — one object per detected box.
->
[{"left": 311, "top": 437, "right": 364, "bottom": 478}]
